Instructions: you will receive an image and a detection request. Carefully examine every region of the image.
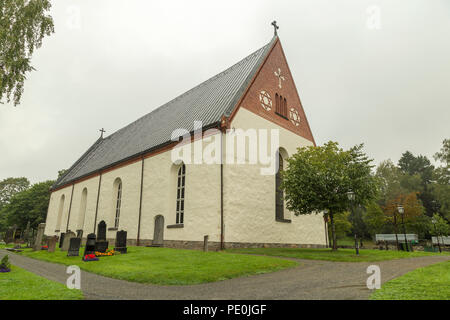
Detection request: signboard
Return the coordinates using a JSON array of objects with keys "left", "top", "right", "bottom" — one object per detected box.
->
[
  {"left": 375, "top": 234, "right": 418, "bottom": 243},
  {"left": 432, "top": 236, "right": 450, "bottom": 245}
]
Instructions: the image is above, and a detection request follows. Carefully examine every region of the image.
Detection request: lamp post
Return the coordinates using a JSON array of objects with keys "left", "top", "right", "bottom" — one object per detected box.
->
[
  {"left": 432, "top": 217, "right": 442, "bottom": 253},
  {"left": 398, "top": 205, "right": 408, "bottom": 252},
  {"left": 347, "top": 191, "right": 358, "bottom": 255},
  {"left": 392, "top": 208, "right": 400, "bottom": 250}
]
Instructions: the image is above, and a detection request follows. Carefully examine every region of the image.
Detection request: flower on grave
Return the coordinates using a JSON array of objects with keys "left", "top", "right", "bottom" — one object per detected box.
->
[
  {"left": 95, "top": 249, "right": 116, "bottom": 257},
  {"left": 83, "top": 254, "right": 99, "bottom": 262}
]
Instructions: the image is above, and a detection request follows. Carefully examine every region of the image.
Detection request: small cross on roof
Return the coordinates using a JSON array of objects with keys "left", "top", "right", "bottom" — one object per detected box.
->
[{"left": 271, "top": 21, "right": 279, "bottom": 36}]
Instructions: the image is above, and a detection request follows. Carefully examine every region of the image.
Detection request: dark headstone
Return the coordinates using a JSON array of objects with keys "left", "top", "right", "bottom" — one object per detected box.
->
[
  {"left": 59, "top": 233, "right": 65, "bottom": 248},
  {"left": 61, "top": 231, "right": 76, "bottom": 251},
  {"left": 97, "top": 220, "right": 107, "bottom": 241},
  {"left": 114, "top": 230, "right": 127, "bottom": 254},
  {"left": 84, "top": 233, "right": 96, "bottom": 256},
  {"left": 95, "top": 240, "right": 109, "bottom": 253},
  {"left": 203, "top": 235, "right": 209, "bottom": 252},
  {"left": 67, "top": 237, "right": 81, "bottom": 257}
]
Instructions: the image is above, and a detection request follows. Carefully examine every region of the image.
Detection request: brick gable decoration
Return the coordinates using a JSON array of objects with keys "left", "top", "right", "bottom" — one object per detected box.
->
[{"left": 231, "top": 38, "right": 316, "bottom": 145}]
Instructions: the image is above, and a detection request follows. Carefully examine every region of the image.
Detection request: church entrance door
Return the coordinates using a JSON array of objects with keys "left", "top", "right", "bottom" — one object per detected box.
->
[{"left": 153, "top": 215, "right": 164, "bottom": 246}]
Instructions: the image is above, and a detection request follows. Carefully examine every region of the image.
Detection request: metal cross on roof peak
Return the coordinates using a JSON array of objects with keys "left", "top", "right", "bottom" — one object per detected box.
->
[
  {"left": 99, "top": 128, "right": 106, "bottom": 138},
  {"left": 271, "top": 21, "right": 279, "bottom": 36}
]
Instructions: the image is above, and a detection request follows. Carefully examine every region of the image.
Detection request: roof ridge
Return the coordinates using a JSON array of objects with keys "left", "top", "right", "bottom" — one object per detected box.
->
[
  {"left": 103, "top": 38, "right": 275, "bottom": 140},
  {"left": 53, "top": 37, "right": 278, "bottom": 190}
]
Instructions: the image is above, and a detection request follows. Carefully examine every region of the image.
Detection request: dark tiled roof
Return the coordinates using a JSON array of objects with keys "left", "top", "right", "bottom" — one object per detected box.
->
[{"left": 53, "top": 37, "right": 276, "bottom": 189}]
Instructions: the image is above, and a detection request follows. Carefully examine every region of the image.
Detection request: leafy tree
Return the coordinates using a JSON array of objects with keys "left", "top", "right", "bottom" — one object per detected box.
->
[
  {"left": 432, "top": 139, "right": 450, "bottom": 220},
  {"left": 398, "top": 152, "right": 435, "bottom": 216},
  {"left": 0, "top": 0, "right": 54, "bottom": 106},
  {"left": 1, "top": 180, "right": 53, "bottom": 230},
  {"left": 332, "top": 211, "right": 352, "bottom": 239},
  {"left": 430, "top": 213, "right": 449, "bottom": 237},
  {"left": 364, "top": 201, "right": 388, "bottom": 236},
  {"left": 434, "top": 139, "right": 450, "bottom": 166},
  {"left": 0, "top": 177, "right": 30, "bottom": 209},
  {"left": 382, "top": 192, "right": 428, "bottom": 238},
  {"left": 282, "top": 141, "right": 379, "bottom": 251},
  {"left": 375, "top": 160, "right": 405, "bottom": 204},
  {"left": 348, "top": 205, "right": 368, "bottom": 239},
  {"left": 57, "top": 169, "right": 67, "bottom": 179}
]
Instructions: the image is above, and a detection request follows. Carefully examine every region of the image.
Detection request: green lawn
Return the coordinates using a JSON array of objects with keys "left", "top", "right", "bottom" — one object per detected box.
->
[
  {"left": 0, "top": 265, "right": 83, "bottom": 300},
  {"left": 11, "top": 246, "right": 296, "bottom": 285},
  {"left": 227, "top": 247, "right": 449, "bottom": 262},
  {"left": 371, "top": 261, "right": 450, "bottom": 300}
]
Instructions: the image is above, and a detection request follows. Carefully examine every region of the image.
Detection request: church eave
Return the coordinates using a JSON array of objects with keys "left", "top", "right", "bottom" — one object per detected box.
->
[{"left": 50, "top": 120, "right": 222, "bottom": 192}]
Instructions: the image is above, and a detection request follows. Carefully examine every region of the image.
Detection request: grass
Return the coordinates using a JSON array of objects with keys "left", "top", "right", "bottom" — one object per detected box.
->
[
  {"left": 11, "top": 246, "right": 296, "bottom": 285},
  {"left": 0, "top": 265, "right": 83, "bottom": 300},
  {"left": 226, "top": 247, "right": 449, "bottom": 262},
  {"left": 370, "top": 261, "right": 450, "bottom": 300}
]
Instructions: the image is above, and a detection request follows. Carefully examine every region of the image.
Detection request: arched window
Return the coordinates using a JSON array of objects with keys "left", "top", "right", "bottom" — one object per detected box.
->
[
  {"left": 275, "top": 94, "right": 288, "bottom": 118},
  {"left": 176, "top": 164, "right": 186, "bottom": 224},
  {"left": 56, "top": 195, "right": 65, "bottom": 231},
  {"left": 77, "top": 188, "right": 88, "bottom": 230},
  {"left": 114, "top": 179, "right": 122, "bottom": 228},
  {"left": 275, "top": 152, "right": 284, "bottom": 220}
]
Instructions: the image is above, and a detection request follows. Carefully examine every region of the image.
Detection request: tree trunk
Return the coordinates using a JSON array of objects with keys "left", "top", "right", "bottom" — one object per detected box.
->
[{"left": 329, "top": 212, "right": 337, "bottom": 251}]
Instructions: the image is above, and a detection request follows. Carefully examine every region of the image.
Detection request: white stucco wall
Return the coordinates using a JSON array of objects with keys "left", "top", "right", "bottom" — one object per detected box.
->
[
  {"left": 224, "top": 107, "right": 326, "bottom": 245},
  {"left": 45, "top": 109, "right": 325, "bottom": 246},
  {"left": 45, "top": 135, "right": 222, "bottom": 244}
]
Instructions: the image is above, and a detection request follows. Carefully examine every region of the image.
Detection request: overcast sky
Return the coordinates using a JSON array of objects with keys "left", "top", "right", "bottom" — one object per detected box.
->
[{"left": 0, "top": 0, "right": 449, "bottom": 183}]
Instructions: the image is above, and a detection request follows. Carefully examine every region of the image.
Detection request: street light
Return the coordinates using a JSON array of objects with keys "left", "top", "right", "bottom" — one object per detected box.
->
[
  {"left": 432, "top": 217, "right": 442, "bottom": 253},
  {"left": 398, "top": 205, "right": 408, "bottom": 252},
  {"left": 347, "top": 191, "right": 358, "bottom": 255}
]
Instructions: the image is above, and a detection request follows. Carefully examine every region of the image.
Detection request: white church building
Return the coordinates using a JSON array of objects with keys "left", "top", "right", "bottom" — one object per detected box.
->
[{"left": 44, "top": 33, "right": 327, "bottom": 250}]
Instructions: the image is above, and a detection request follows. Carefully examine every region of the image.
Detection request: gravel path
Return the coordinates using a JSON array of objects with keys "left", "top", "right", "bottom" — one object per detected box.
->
[{"left": 1, "top": 249, "right": 448, "bottom": 300}]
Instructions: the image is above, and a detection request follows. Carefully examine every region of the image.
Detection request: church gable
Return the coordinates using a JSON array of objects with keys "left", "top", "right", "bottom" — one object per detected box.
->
[{"left": 229, "top": 38, "right": 316, "bottom": 145}]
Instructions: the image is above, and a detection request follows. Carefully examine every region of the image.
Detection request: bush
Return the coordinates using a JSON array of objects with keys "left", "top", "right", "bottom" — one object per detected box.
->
[{"left": 0, "top": 255, "right": 11, "bottom": 270}]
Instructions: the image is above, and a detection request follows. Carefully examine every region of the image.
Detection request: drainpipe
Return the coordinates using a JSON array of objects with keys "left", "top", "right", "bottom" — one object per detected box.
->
[
  {"left": 137, "top": 156, "right": 145, "bottom": 246},
  {"left": 93, "top": 172, "right": 102, "bottom": 233},
  {"left": 219, "top": 117, "right": 228, "bottom": 251},
  {"left": 220, "top": 129, "right": 224, "bottom": 250},
  {"left": 65, "top": 184, "right": 75, "bottom": 232}
]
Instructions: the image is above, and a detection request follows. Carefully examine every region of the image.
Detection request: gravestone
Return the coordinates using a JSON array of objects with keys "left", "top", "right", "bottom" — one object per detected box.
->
[
  {"left": 67, "top": 237, "right": 81, "bottom": 257},
  {"left": 32, "top": 223, "right": 46, "bottom": 251},
  {"left": 61, "top": 231, "right": 76, "bottom": 251},
  {"left": 203, "top": 235, "right": 209, "bottom": 252},
  {"left": 95, "top": 221, "right": 108, "bottom": 253},
  {"left": 84, "top": 233, "right": 97, "bottom": 256},
  {"left": 76, "top": 229, "right": 83, "bottom": 239},
  {"left": 95, "top": 240, "right": 109, "bottom": 253},
  {"left": 114, "top": 230, "right": 127, "bottom": 254},
  {"left": 59, "top": 233, "right": 65, "bottom": 248},
  {"left": 47, "top": 236, "right": 57, "bottom": 253},
  {"left": 97, "top": 221, "right": 107, "bottom": 241}
]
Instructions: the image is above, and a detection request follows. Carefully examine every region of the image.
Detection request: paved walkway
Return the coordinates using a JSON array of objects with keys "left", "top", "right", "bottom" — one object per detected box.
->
[{"left": 1, "top": 249, "right": 448, "bottom": 300}]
